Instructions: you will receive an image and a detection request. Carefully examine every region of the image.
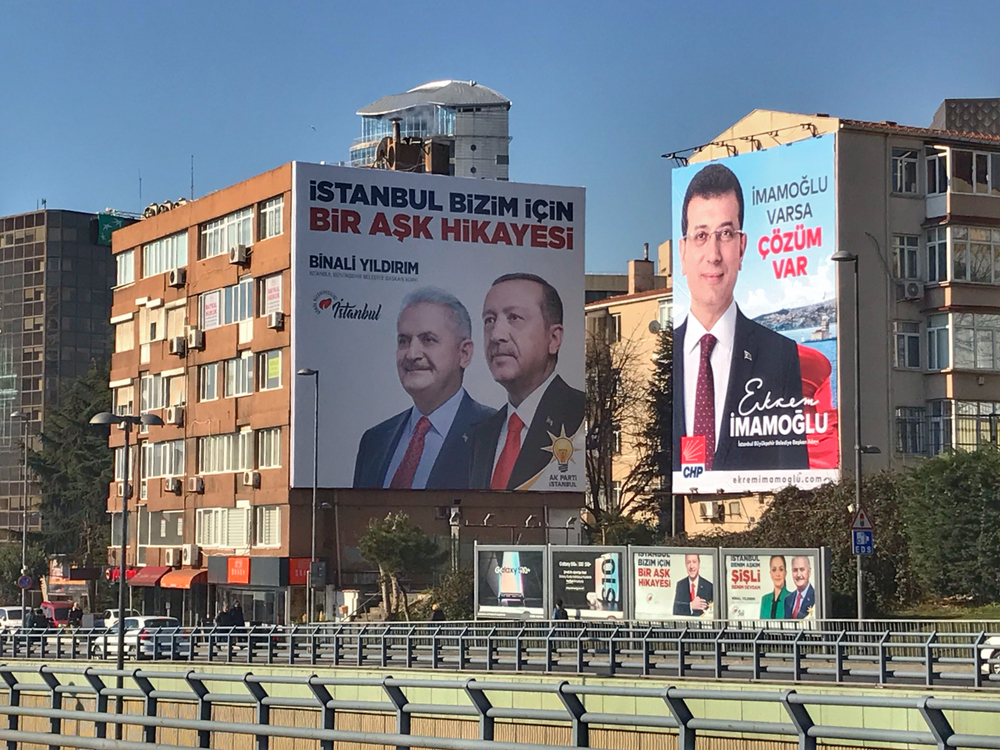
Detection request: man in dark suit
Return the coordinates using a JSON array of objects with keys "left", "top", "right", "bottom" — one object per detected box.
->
[
  {"left": 784, "top": 556, "right": 816, "bottom": 619},
  {"left": 354, "top": 287, "right": 493, "bottom": 490},
  {"left": 673, "top": 554, "right": 714, "bottom": 616},
  {"left": 469, "top": 274, "right": 585, "bottom": 491},
  {"left": 672, "top": 163, "right": 809, "bottom": 473}
]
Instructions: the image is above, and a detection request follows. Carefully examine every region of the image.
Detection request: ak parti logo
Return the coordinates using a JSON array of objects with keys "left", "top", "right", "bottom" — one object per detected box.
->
[{"left": 680, "top": 435, "right": 706, "bottom": 479}]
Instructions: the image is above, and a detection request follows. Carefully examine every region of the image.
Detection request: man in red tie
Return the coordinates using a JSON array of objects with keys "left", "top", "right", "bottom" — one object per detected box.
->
[
  {"left": 469, "top": 274, "right": 585, "bottom": 491},
  {"left": 672, "top": 554, "right": 713, "bottom": 616},
  {"left": 784, "top": 556, "right": 816, "bottom": 620}
]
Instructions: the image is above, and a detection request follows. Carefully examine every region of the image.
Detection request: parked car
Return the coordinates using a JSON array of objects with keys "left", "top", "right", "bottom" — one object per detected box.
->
[
  {"left": 96, "top": 616, "right": 191, "bottom": 659},
  {"left": 981, "top": 636, "right": 1000, "bottom": 675},
  {"left": 101, "top": 608, "right": 140, "bottom": 628},
  {"left": 0, "top": 607, "right": 26, "bottom": 629},
  {"left": 40, "top": 601, "right": 73, "bottom": 627}
]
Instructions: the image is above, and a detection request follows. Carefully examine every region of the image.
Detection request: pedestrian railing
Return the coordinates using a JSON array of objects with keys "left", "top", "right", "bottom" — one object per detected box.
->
[
  {"left": 3, "top": 620, "right": 1000, "bottom": 688},
  {"left": 0, "top": 663, "right": 998, "bottom": 749}
]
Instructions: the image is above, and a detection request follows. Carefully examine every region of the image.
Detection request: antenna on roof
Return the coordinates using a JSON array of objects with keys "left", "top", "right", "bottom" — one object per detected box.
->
[{"left": 191, "top": 155, "right": 195, "bottom": 200}]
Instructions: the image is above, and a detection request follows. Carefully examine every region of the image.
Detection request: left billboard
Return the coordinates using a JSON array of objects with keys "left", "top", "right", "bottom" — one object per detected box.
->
[
  {"left": 291, "top": 163, "right": 586, "bottom": 491},
  {"left": 476, "top": 546, "right": 546, "bottom": 618}
]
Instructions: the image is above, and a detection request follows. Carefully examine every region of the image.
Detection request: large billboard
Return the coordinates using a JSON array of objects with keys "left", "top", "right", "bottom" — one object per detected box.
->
[
  {"left": 549, "top": 546, "right": 626, "bottom": 619},
  {"left": 291, "top": 163, "right": 586, "bottom": 492},
  {"left": 476, "top": 546, "right": 546, "bottom": 618},
  {"left": 631, "top": 548, "right": 717, "bottom": 621},
  {"left": 671, "top": 135, "right": 839, "bottom": 494},
  {"left": 722, "top": 549, "right": 824, "bottom": 622}
]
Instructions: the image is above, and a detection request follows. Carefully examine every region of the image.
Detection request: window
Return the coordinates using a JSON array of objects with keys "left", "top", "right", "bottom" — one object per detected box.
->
[
  {"left": 259, "top": 196, "right": 283, "bottom": 240},
  {"left": 258, "top": 350, "right": 281, "bottom": 390},
  {"left": 950, "top": 149, "right": 1000, "bottom": 195},
  {"left": 894, "top": 321, "right": 920, "bottom": 368},
  {"left": 199, "top": 363, "right": 219, "bottom": 401},
  {"left": 114, "top": 385, "right": 134, "bottom": 416},
  {"left": 927, "top": 227, "right": 948, "bottom": 282},
  {"left": 256, "top": 427, "right": 281, "bottom": 468},
  {"left": 166, "top": 374, "right": 186, "bottom": 407},
  {"left": 166, "top": 307, "right": 187, "bottom": 340},
  {"left": 611, "top": 481, "right": 621, "bottom": 507},
  {"left": 138, "top": 306, "right": 165, "bottom": 345},
  {"left": 611, "top": 423, "right": 622, "bottom": 454},
  {"left": 927, "top": 147, "right": 948, "bottom": 194},
  {"left": 196, "top": 507, "right": 251, "bottom": 548},
  {"left": 254, "top": 506, "right": 280, "bottom": 547},
  {"left": 952, "top": 312, "right": 1000, "bottom": 370},
  {"left": 610, "top": 314, "right": 622, "bottom": 344},
  {"left": 892, "top": 235, "right": 919, "bottom": 279},
  {"left": 139, "top": 373, "right": 165, "bottom": 412},
  {"left": 891, "top": 148, "right": 918, "bottom": 194},
  {"left": 895, "top": 407, "right": 926, "bottom": 455},
  {"left": 199, "top": 277, "right": 253, "bottom": 330},
  {"left": 928, "top": 314, "right": 949, "bottom": 370},
  {"left": 658, "top": 299, "right": 672, "bottom": 328},
  {"left": 114, "top": 320, "right": 134, "bottom": 352},
  {"left": 116, "top": 250, "right": 135, "bottom": 286},
  {"left": 259, "top": 274, "right": 282, "bottom": 315},
  {"left": 955, "top": 400, "right": 1000, "bottom": 450},
  {"left": 196, "top": 431, "right": 253, "bottom": 474},
  {"left": 114, "top": 447, "right": 127, "bottom": 481},
  {"left": 142, "top": 232, "right": 188, "bottom": 277},
  {"left": 928, "top": 400, "right": 952, "bottom": 455},
  {"left": 200, "top": 207, "right": 252, "bottom": 260},
  {"left": 140, "top": 440, "right": 185, "bottom": 479},
  {"left": 496, "top": 154, "right": 509, "bottom": 166},
  {"left": 225, "top": 352, "right": 254, "bottom": 397}
]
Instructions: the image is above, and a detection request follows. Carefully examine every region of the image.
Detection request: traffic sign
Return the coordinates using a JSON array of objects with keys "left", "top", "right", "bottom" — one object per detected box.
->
[
  {"left": 851, "top": 508, "right": 873, "bottom": 531},
  {"left": 16, "top": 575, "right": 32, "bottom": 590},
  {"left": 852, "top": 529, "right": 874, "bottom": 555}
]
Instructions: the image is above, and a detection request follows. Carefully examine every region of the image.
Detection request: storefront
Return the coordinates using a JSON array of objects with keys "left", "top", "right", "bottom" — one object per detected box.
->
[
  {"left": 206, "top": 556, "right": 314, "bottom": 625},
  {"left": 159, "top": 569, "right": 208, "bottom": 626},
  {"left": 127, "top": 566, "right": 171, "bottom": 616}
]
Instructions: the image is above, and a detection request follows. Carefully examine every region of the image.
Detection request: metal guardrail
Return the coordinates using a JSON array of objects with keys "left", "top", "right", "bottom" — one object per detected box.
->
[
  {"left": 4, "top": 620, "right": 1000, "bottom": 689},
  {"left": 0, "top": 663, "right": 997, "bottom": 750}
]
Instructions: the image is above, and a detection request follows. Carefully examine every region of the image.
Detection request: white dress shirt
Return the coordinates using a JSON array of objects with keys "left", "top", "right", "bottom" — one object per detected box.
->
[
  {"left": 383, "top": 387, "right": 467, "bottom": 489},
  {"left": 492, "top": 369, "right": 558, "bottom": 474},
  {"left": 683, "top": 300, "right": 737, "bottom": 451}
]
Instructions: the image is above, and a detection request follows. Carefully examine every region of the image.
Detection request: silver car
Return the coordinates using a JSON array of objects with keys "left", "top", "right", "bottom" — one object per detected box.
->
[{"left": 97, "top": 616, "right": 191, "bottom": 659}]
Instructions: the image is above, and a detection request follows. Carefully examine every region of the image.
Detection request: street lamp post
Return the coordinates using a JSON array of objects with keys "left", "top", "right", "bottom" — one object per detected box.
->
[
  {"left": 89, "top": 410, "right": 163, "bottom": 736},
  {"left": 296, "top": 369, "right": 320, "bottom": 622},
  {"left": 10, "top": 412, "right": 29, "bottom": 618}
]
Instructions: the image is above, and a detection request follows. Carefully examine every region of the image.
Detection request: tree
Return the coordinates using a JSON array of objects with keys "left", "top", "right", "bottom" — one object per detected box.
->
[
  {"left": 30, "top": 361, "right": 113, "bottom": 572},
  {"left": 643, "top": 328, "right": 673, "bottom": 531},
  {"left": 357, "top": 512, "right": 448, "bottom": 620},
  {"left": 413, "top": 567, "right": 475, "bottom": 621},
  {"left": 0, "top": 542, "right": 47, "bottom": 604}
]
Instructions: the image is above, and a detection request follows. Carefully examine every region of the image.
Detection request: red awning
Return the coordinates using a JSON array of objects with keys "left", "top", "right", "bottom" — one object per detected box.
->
[
  {"left": 159, "top": 569, "right": 208, "bottom": 590},
  {"left": 128, "top": 566, "right": 171, "bottom": 587}
]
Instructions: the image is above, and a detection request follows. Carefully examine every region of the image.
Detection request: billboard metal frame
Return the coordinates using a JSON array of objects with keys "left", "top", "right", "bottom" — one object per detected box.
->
[{"left": 546, "top": 544, "right": 627, "bottom": 620}]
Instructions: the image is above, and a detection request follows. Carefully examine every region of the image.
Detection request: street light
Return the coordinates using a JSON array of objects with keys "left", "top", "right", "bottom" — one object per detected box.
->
[
  {"left": 831, "top": 249, "right": 874, "bottom": 621},
  {"left": 296, "top": 368, "right": 321, "bottom": 622},
  {"left": 89, "top": 410, "right": 163, "bottom": 736},
  {"left": 10, "top": 411, "right": 29, "bottom": 619}
]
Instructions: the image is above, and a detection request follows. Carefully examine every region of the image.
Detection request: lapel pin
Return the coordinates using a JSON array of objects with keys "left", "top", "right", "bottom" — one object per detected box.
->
[
  {"left": 744, "top": 350, "right": 752, "bottom": 362},
  {"left": 546, "top": 417, "right": 553, "bottom": 427},
  {"left": 462, "top": 434, "right": 468, "bottom": 442}
]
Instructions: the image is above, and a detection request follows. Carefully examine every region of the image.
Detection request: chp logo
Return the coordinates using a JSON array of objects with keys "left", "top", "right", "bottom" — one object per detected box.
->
[
  {"left": 312, "top": 291, "right": 382, "bottom": 321},
  {"left": 680, "top": 435, "right": 706, "bottom": 479}
]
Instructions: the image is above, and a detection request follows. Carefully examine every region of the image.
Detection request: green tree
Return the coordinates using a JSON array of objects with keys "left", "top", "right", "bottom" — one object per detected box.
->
[
  {"left": 30, "top": 361, "right": 113, "bottom": 566},
  {"left": 643, "top": 328, "right": 674, "bottom": 532},
  {"left": 414, "top": 567, "right": 475, "bottom": 621},
  {"left": 0, "top": 542, "right": 47, "bottom": 604},
  {"left": 357, "top": 512, "right": 447, "bottom": 620}
]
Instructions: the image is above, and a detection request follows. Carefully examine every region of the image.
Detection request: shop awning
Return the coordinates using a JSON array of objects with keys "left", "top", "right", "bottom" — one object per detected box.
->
[
  {"left": 159, "top": 569, "right": 208, "bottom": 589},
  {"left": 128, "top": 566, "right": 171, "bottom": 587}
]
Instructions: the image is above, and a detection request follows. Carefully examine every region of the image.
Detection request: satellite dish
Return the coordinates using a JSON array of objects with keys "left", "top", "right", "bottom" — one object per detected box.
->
[{"left": 648, "top": 320, "right": 662, "bottom": 334}]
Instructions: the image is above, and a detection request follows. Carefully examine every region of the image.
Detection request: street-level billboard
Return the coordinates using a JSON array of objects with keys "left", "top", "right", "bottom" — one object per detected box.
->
[
  {"left": 671, "top": 135, "right": 839, "bottom": 494},
  {"left": 630, "top": 547, "right": 718, "bottom": 621},
  {"left": 475, "top": 545, "right": 546, "bottom": 619},
  {"left": 290, "top": 163, "right": 586, "bottom": 492},
  {"left": 722, "top": 548, "right": 826, "bottom": 622},
  {"left": 549, "top": 546, "right": 626, "bottom": 620}
]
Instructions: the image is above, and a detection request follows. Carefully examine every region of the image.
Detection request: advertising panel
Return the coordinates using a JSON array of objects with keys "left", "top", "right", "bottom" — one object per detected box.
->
[
  {"left": 476, "top": 546, "right": 546, "bottom": 618},
  {"left": 723, "top": 549, "right": 822, "bottom": 621},
  {"left": 671, "top": 135, "right": 839, "bottom": 494},
  {"left": 549, "top": 546, "right": 625, "bottom": 619},
  {"left": 631, "top": 548, "right": 717, "bottom": 621},
  {"left": 291, "top": 163, "right": 586, "bottom": 491}
]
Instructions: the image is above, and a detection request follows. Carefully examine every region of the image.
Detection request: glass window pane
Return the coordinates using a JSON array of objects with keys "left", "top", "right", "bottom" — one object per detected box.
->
[
  {"left": 971, "top": 243, "right": 992, "bottom": 282},
  {"left": 975, "top": 153, "right": 990, "bottom": 193},
  {"left": 953, "top": 150, "right": 973, "bottom": 192},
  {"left": 953, "top": 242, "right": 967, "bottom": 280},
  {"left": 955, "top": 327, "right": 974, "bottom": 368}
]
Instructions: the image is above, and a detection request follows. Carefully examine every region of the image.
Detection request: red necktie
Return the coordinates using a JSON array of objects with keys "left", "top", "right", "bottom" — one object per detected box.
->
[
  {"left": 389, "top": 416, "right": 432, "bottom": 489},
  {"left": 690, "top": 580, "right": 696, "bottom": 603},
  {"left": 693, "top": 334, "right": 717, "bottom": 470},
  {"left": 490, "top": 413, "right": 525, "bottom": 490},
  {"left": 792, "top": 592, "right": 802, "bottom": 618}
]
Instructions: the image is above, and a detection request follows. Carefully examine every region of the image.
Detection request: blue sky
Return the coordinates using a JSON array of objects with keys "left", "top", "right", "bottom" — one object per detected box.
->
[{"left": 0, "top": 0, "right": 995, "bottom": 273}]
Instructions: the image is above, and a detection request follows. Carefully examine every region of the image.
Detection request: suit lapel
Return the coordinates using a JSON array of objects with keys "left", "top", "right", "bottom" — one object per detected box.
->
[
  {"left": 716, "top": 311, "right": 756, "bottom": 466},
  {"left": 374, "top": 412, "right": 410, "bottom": 486},
  {"left": 509, "top": 376, "right": 575, "bottom": 489},
  {"left": 428, "top": 393, "right": 475, "bottom": 487},
  {"left": 470, "top": 408, "right": 505, "bottom": 488}
]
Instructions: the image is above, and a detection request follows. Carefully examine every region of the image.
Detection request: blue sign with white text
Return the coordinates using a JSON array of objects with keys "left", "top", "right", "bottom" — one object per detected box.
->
[{"left": 852, "top": 530, "right": 873, "bottom": 555}]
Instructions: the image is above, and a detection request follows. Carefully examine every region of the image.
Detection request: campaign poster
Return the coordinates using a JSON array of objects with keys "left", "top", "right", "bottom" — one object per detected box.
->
[
  {"left": 476, "top": 546, "right": 545, "bottom": 618},
  {"left": 671, "top": 135, "right": 839, "bottom": 494},
  {"left": 723, "top": 550, "right": 821, "bottom": 622},
  {"left": 550, "top": 547, "right": 625, "bottom": 619},
  {"left": 290, "top": 163, "right": 586, "bottom": 491},
  {"left": 631, "top": 548, "right": 717, "bottom": 621}
]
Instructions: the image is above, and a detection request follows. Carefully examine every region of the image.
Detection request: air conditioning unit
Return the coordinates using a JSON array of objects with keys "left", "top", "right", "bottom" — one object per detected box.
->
[
  {"left": 163, "top": 477, "right": 182, "bottom": 495},
  {"left": 165, "top": 406, "right": 184, "bottom": 426},
  {"left": 698, "top": 501, "right": 724, "bottom": 522},
  {"left": 187, "top": 328, "right": 205, "bottom": 350},
  {"left": 181, "top": 544, "right": 201, "bottom": 567},
  {"left": 164, "top": 548, "right": 182, "bottom": 567},
  {"left": 229, "top": 245, "right": 249, "bottom": 266},
  {"left": 168, "top": 268, "right": 187, "bottom": 288},
  {"left": 168, "top": 336, "right": 187, "bottom": 356},
  {"left": 187, "top": 476, "right": 205, "bottom": 494},
  {"left": 897, "top": 281, "right": 925, "bottom": 301},
  {"left": 116, "top": 482, "right": 131, "bottom": 499},
  {"left": 266, "top": 311, "right": 285, "bottom": 330},
  {"left": 107, "top": 547, "right": 121, "bottom": 566},
  {"left": 242, "top": 470, "right": 261, "bottom": 489}
]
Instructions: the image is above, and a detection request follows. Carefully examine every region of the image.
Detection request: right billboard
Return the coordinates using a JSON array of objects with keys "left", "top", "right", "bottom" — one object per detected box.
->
[
  {"left": 672, "top": 134, "right": 839, "bottom": 494},
  {"left": 723, "top": 549, "right": 823, "bottom": 621}
]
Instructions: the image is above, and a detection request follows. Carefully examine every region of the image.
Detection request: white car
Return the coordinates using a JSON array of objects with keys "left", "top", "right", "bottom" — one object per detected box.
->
[
  {"left": 97, "top": 617, "right": 191, "bottom": 659},
  {"left": 0, "top": 607, "right": 26, "bottom": 629},
  {"left": 981, "top": 636, "right": 1000, "bottom": 675},
  {"left": 101, "top": 608, "right": 140, "bottom": 628}
]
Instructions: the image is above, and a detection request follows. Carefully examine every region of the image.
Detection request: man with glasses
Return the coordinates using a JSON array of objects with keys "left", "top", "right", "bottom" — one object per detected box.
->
[{"left": 673, "top": 163, "right": 808, "bottom": 473}]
